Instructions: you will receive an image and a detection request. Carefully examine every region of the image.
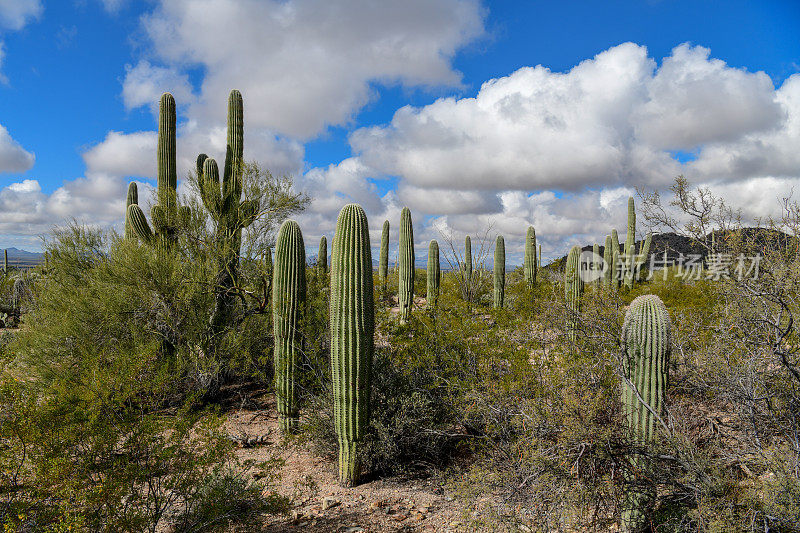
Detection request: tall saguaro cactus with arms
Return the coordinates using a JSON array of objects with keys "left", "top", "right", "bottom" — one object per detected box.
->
[
  {"left": 196, "top": 90, "right": 259, "bottom": 332},
  {"left": 398, "top": 207, "right": 414, "bottom": 324},
  {"left": 273, "top": 220, "right": 306, "bottom": 433},
  {"left": 620, "top": 294, "right": 671, "bottom": 532},
  {"left": 127, "top": 93, "right": 189, "bottom": 250},
  {"left": 330, "top": 203, "right": 374, "bottom": 486}
]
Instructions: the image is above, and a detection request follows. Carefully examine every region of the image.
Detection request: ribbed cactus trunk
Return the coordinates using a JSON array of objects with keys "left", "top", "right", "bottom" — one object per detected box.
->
[
  {"left": 623, "top": 198, "right": 636, "bottom": 289},
  {"left": 330, "top": 204, "right": 374, "bottom": 487},
  {"left": 538, "top": 244, "right": 542, "bottom": 274},
  {"left": 593, "top": 243, "right": 601, "bottom": 289},
  {"left": 463, "top": 235, "right": 473, "bottom": 302},
  {"left": 611, "top": 229, "right": 621, "bottom": 290},
  {"left": 318, "top": 236, "right": 328, "bottom": 272},
  {"left": 565, "top": 245, "right": 583, "bottom": 341},
  {"left": 398, "top": 207, "right": 414, "bottom": 324},
  {"left": 620, "top": 295, "right": 671, "bottom": 532},
  {"left": 427, "top": 240, "right": 440, "bottom": 310},
  {"left": 494, "top": 236, "right": 505, "bottom": 308},
  {"left": 634, "top": 233, "right": 653, "bottom": 282},
  {"left": 524, "top": 226, "right": 537, "bottom": 287},
  {"left": 125, "top": 182, "right": 138, "bottom": 240},
  {"left": 603, "top": 235, "right": 613, "bottom": 290},
  {"left": 273, "top": 220, "right": 306, "bottom": 434},
  {"left": 379, "top": 220, "right": 389, "bottom": 294},
  {"left": 3, "top": 249, "right": 6, "bottom": 273}
]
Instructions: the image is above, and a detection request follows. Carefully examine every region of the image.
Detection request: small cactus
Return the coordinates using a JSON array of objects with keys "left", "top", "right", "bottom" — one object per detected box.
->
[
  {"left": 398, "top": 207, "right": 414, "bottom": 324},
  {"left": 494, "top": 235, "right": 505, "bottom": 308},
  {"left": 318, "top": 235, "right": 328, "bottom": 272},
  {"left": 427, "top": 240, "right": 440, "bottom": 310},
  {"left": 379, "top": 220, "right": 389, "bottom": 293},
  {"left": 620, "top": 294, "right": 671, "bottom": 531},
  {"left": 273, "top": 220, "right": 306, "bottom": 433},
  {"left": 524, "top": 226, "right": 537, "bottom": 287},
  {"left": 564, "top": 245, "right": 583, "bottom": 340},
  {"left": 330, "top": 204, "right": 374, "bottom": 486}
]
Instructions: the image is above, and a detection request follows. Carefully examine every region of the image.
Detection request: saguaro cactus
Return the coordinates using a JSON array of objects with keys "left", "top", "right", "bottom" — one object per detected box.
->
[
  {"left": 524, "top": 226, "right": 537, "bottom": 287},
  {"left": 125, "top": 182, "right": 138, "bottom": 240},
  {"left": 318, "top": 235, "right": 328, "bottom": 272},
  {"left": 611, "top": 229, "right": 622, "bottom": 289},
  {"left": 564, "top": 245, "right": 583, "bottom": 340},
  {"left": 398, "top": 207, "right": 414, "bottom": 324},
  {"left": 593, "top": 243, "right": 601, "bottom": 289},
  {"left": 273, "top": 220, "right": 306, "bottom": 433},
  {"left": 3, "top": 249, "right": 6, "bottom": 273},
  {"left": 197, "top": 91, "right": 259, "bottom": 332},
  {"left": 462, "top": 235, "right": 473, "bottom": 301},
  {"left": 379, "top": 220, "right": 389, "bottom": 293},
  {"left": 603, "top": 235, "right": 614, "bottom": 290},
  {"left": 127, "top": 93, "right": 189, "bottom": 250},
  {"left": 330, "top": 203, "right": 374, "bottom": 486},
  {"left": 620, "top": 295, "right": 671, "bottom": 532},
  {"left": 621, "top": 197, "right": 653, "bottom": 288},
  {"left": 634, "top": 233, "right": 652, "bottom": 282},
  {"left": 427, "top": 240, "right": 440, "bottom": 310},
  {"left": 538, "top": 244, "right": 542, "bottom": 274},
  {"left": 494, "top": 235, "right": 505, "bottom": 308}
]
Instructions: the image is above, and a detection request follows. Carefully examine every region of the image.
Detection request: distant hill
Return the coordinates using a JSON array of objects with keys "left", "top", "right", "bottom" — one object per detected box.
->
[
  {"left": 547, "top": 228, "right": 795, "bottom": 271},
  {"left": 2, "top": 247, "right": 44, "bottom": 268}
]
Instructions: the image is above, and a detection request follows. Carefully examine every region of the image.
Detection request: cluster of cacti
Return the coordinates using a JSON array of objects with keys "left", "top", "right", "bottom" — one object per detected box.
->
[
  {"left": 127, "top": 93, "right": 190, "bottom": 251},
  {"left": 273, "top": 220, "right": 306, "bottom": 433},
  {"left": 330, "top": 203, "right": 374, "bottom": 486},
  {"left": 318, "top": 236, "right": 327, "bottom": 272},
  {"left": 524, "top": 226, "right": 537, "bottom": 287},
  {"left": 564, "top": 245, "right": 583, "bottom": 340},
  {"left": 379, "top": 220, "right": 389, "bottom": 294},
  {"left": 494, "top": 235, "right": 505, "bottom": 308},
  {"left": 620, "top": 294, "right": 671, "bottom": 531},
  {"left": 611, "top": 197, "right": 653, "bottom": 289},
  {"left": 427, "top": 240, "right": 440, "bottom": 310},
  {"left": 398, "top": 207, "right": 414, "bottom": 324}
]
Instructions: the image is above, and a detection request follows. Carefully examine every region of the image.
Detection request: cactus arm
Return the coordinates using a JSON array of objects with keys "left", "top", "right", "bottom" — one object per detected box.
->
[
  {"left": 125, "top": 182, "right": 139, "bottom": 240},
  {"left": 127, "top": 204, "right": 154, "bottom": 245},
  {"left": 330, "top": 204, "right": 374, "bottom": 486},
  {"left": 222, "top": 90, "right": 244, "bottom": 201}
]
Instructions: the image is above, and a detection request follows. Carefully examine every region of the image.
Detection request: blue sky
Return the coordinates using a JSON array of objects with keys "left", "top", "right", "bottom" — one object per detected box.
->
[{"left": 0, "top": 0, "right": 799, "bottom": 259}]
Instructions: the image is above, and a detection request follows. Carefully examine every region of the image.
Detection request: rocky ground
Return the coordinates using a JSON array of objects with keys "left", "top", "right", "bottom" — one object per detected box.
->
[{"left": 223, "top": 394, "right": 489, "bottom": 532}]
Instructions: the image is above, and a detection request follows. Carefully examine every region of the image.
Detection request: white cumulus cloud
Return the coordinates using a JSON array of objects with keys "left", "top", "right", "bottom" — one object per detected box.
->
[{"left": 0, "top": 124, "right": 35, "bottom": 173}]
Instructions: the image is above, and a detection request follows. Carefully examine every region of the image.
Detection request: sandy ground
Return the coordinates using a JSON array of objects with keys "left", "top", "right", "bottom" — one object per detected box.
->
[{"left": 223, "top": 394, "right": 484, "bottom": 532}]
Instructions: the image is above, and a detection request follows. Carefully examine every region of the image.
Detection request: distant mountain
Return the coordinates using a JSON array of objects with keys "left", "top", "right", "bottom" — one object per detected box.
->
[
  {"left": 548, "top": 228, "right": 794, "bottom": 271},
  {"left": 2, "top": 247, "right": 44, "bottom": 267}
]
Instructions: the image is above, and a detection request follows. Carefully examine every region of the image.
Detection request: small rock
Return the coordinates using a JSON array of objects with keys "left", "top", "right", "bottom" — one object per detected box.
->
[
  {"left": 291, "top": 509, "right": 304, "bottom": 521},
  {"left": 370, "top": 499, "right": 387, "bottom": 510},
  {"left": 444, "top": 495, "right": 454, "bottom": 502},
  {"left": 340, "top": 528, "right": 363, "bottom": 533},
  {"left": 413, "top": 511, "right": 426, "bottom": 521},
  {"left": 519, "top": 525, "right": 532, "bottom": 532},
  {"left": 322, "top": 497, "right": 340, "bottom": 510},
  {"left": 419, "top": 506, "right": 429, "bottom": 513}
]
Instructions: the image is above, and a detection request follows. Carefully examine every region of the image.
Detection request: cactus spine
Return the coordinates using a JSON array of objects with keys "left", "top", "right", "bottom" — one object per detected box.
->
[
  {"left": 620, "top": 295, "right": 671, "bottom": 531},
  {"left": 125, "top": 182, "right": 138, "bottom": 240},
  {"left": 565, "top": 245, "right": 583, "bottom": 340},
  {"left": 330, "top": 204, "right": 374, "bottom": 486},
  {"left": 524, "top": 226, "right": 537, "bottom": 287},
  {"left": 273, "top": 220, "right": 306, "bottom": 433},
  {"left": 379, "top": 220, "right": 389, "bottom": 293},
  {"left": 197, "top": 90, "right": 259, "bottom": 332},
  {"left": 427, "top": 240, "right": 440, "bottom": 310},
  {"left": 494, "top": 235, "right": 505, "bottom": 308},
  {"left": 127, "top": 93, "right": 188, "bottom": 250},
  {"left": 319, "top": 235, "right": 328, "bottom": 272},
  {"left": 398, "top": 207, "right": 414, "bottom": 324}
]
